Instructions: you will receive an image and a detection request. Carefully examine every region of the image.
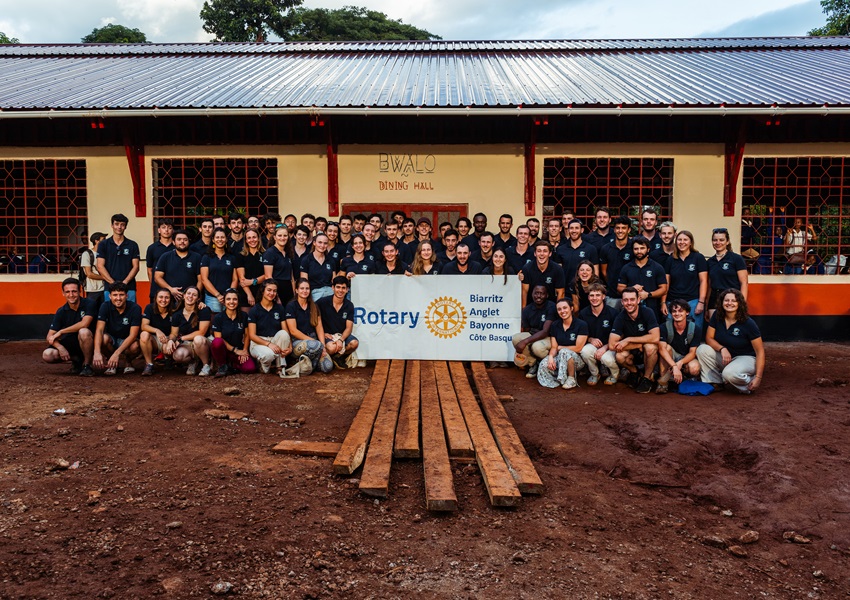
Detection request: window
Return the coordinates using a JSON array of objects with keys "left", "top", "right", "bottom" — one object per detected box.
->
[
  {"left": 152, "top": 158, "right": 278, "bottom": 233},
  {"left": 743, "top": 157, "right": 849, "bottom": 275},
  {"left": 0, "top": 159, "right": 88, "bottom": 274},
  {"left": 542, "top": 157, "right": 674, "bottom": 225}
]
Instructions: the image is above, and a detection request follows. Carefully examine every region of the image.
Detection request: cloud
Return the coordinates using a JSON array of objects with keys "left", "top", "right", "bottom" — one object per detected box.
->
[{"left": 698, "top": 0, "right": 825, "bottom": 37}]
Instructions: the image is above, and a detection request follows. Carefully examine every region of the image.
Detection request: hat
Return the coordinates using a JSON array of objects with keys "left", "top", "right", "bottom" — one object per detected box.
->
[
  {"left": 417, "top": 217, "right": 432, "bottom": 227},
  {"left": 742, "top": 248, "right": 759, "bottom": 260}
]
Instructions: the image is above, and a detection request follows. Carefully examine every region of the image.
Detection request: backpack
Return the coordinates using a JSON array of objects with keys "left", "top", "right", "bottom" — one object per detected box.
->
[
  {"left": 78, "top": 249, "right": 94, "bottom": 289},
  {"left": 665, "top": 319, "right": 695, "bottom": 346}
]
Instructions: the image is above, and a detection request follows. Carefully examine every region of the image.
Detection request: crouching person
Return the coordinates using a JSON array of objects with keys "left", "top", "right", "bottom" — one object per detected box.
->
[
  {"left": 165, "top": 285, "right": 212, "bottom": 376},
  {"left": 513, "top": 284, "right": 556, "bottom": 378},
  {"left": 285, "top": 279, "right": 333, "bottom": 374},
  {"left": 656, "top": 299, "right": 701, "bottom": 394},
  {"left": 318, "top": 276, "right": 359, "bottom": 369},
  {"left": 578, "top": 283, "right": 617, "bottom": 386},
  {"left": 247, "top": 280, "right": 292, "bottom": 375},
  {"left": 601, "top": 286, "right": 660, "bottom": 393},
  {"left": 537, "top": 298, "right": 588, "bottom": 390},
  {"left": 43, "top": 277, "right": 95, "bottom": 376},
  {"left": 211, "top": 288, "right": 257, "bottom": 377},
  {"left": 93, "top": 282, "right": 142, "bottom": 375}
]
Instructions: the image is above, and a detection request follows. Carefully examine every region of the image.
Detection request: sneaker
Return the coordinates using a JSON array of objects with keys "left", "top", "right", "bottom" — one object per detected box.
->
[
  {"left": 79, "top": 364, "right": 94, "bottom": 377},
  {"left": 104, "top": 367, "right": 117, "bottom": 376},
  {"left": 587, "top": 374, "right": 600, "bottom": 386},
  {"left": 123, "top": 366, "right": 136, "bottom": 375},
  {"left": 655, "top": 382, "right": 669, "bottom": 395},
  {"left": 636, "top": 376, "right": 654, "bottom": 394},
  {"left": 215, "top": 365, "right": 228, "bottom": 378},
  {"left": 562, "top": 376, "right": 578, "bottom": 390},
  {"left": 198, "top": 364, "right": 212, "bottom": 377},
  {"left": 626, "top": 371, "right": 640, "bottom": 389},
  {"left": 142, "top": 363, "right": 155, "bottom": 376},
  {"left": 70, "top": 360, "right": 82, "bottom": 375},
  {"left": 332, "top": 355, "right": 348, "bottom": 370},
  {"left": 603, "top": 375, "right": 618, "bottom": 385},
  {"left": 357, "top": 360, "right": 367, "bottom": 368},
  {"left": 525, "top": 363, "right": 539, "bottom": 379},
  {"left": 186, "top": 361, "right": 198, "bottom": 376}
]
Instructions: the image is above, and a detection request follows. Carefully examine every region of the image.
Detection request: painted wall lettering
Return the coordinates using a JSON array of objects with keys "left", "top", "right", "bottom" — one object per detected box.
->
[{"left": 378, "top": 153, "right": 436, "bottom": 176}]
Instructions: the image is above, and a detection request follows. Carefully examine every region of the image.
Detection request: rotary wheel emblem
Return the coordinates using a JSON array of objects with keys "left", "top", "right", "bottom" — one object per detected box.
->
[{"left": 425, "top": 296, "right": 468, "bottom": 339}]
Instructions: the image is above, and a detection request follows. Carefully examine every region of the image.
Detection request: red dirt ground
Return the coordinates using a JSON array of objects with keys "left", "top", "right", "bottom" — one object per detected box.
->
[{"left": 1, "top": 341, "right": 849, "bottom": 599}]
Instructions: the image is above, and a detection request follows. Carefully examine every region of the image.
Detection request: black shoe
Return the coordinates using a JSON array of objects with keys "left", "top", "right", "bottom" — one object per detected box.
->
[
  {"left": 626, "top": 370, "right": 640, "bottom": 389},
  {"left": 70, "top": 360, "right": 82, "bottom": 375},
  {"left": 79, "top": 364, "right": 94, "bottom": 377},
  {"left": 214, "top": 365, "right": 228, "bottom": 378},
  {"left": 332, "top": 355, "right": 348, "bottom": 370},
  {"left": 636, "top": 376, "right": 654, "bottom": 394}
]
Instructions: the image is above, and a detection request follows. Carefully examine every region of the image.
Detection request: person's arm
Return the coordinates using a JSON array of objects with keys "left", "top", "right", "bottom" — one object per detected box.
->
[
  {"left": 555, "top": 287, "right": 565, "bottom": 300},
  {"left": 83, "top": 254, "right": 103, "bottom": 281},
  {"left": 125, "top": 258, "right": 140, "bottom": 284},
  {"left": 155, "top": 270, "right": 183, "bottom": 300},
  {"left": 92, "top": 320, "right": 107, "bottom": 368},
  {"left": 247, "top": 322, "right": 268, "bottom": 347},
  {"left": 315, "top": 317, "right": 326, "bottom": 345},
  {"left": 546, "top": 335, "right": 559, "bottom": 371},
  {"left": 520, "top": 283, "right": 529, "bottom": 308},
  {"left": 658, "top": 342, "right": 676, "bottom": 369},
  {"left": 47, "top": 314, "right": 93, "bottom": 345},
  {"left": 229, "top": 268, "right": 238, "bottom": 291},
  {"left": 600, "top": 263, "right": 608, "bottom": 280},
  {"left": 695, "top": 272, "right": 708, "bottom": 315},
  {"left": 572, "top": 292, "right": 580, "bottom": 313},
  {"left": 617, "top": 281, "right": 626, "bottom": 294},
  {"left": 146, "top": 265, "right": 154, "bottom": 288},
  {"left": 748, "top": 337, "right": 766, "bottom": 391},
  {"left": 516, "top": 320, "right": 552, "bottom": 352},
  {"left": 200, "top": 266, "right": 219, "bottom": 298},
  {"left": 567, "top": 334, "right": 588, "bottom": 354},
  {"left": 341, "top": 318, "right": 354, "bottom": 341},
  {"left": 285, "top": 318, "right": 311, "bottom": 341},
  {"left": 108, "top": 325, "right": 139, "bottom": 368},
  {"left": 96, "top": 256, "right": 114, "bottom": 285}
]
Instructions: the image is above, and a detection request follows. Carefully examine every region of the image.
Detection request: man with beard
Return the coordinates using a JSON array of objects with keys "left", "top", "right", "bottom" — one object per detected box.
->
[
  {"left": 617, "top": 235, "right": 668, "bottom": 321},
  {"left": 436, "top": 229, "right": 459, "bottom": 264},
  {"left": 584, "top": 207, "right": 615, "bottom": 251},
  {"left": 494, "top": 214, "right": 516, "bottom": 250},
  {"left": 506, "top": 224, "right": 534, "bottom": 272},
  {"left": 556, "top": 218, "right": 600, "bottom": 284},
  {"left": 471, "top": 232, "right": 496, "bottom": 265},
  {"left": 599, "top": 216, "right": 634, "bottom": 310},
  {"left": 441, "top": 243, "right": 484, "bottom": 275},
  {"left": 602, "top": 286, "right": 660, "bottom": 393},
  {"left": 155, "top": 230, "right": 202, "bottom": 303},
  {"left": 525, "top": 217, "right": 541, "bottom": 244}
]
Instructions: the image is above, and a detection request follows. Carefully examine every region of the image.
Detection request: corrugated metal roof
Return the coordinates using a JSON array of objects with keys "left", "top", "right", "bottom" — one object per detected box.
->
[{"left": 1, "top": 38, "right": 849, "bottom": 111}]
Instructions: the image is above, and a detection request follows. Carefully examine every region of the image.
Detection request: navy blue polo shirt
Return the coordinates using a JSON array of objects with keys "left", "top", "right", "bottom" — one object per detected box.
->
[
  {"left": 416, "top": 261, "right": 442, "bottom": 275},
  {"left": 170, "top": 306, "right": 212, "bottom": 337},
  {"left": 610, "top": 306, "right": 659, "bottom": 340},
  {"left": 327, "top": 245, "right": 345, "bottom": 269},
  {"left": 461, "top": 233, "right": 482, "bottom": 253},
  {"left": 142, "top": 303, "right": 172, "bottom": 334},
  {"left": 618, "top": 259, "right": 667, "bottom": 312},
  {"left": 521, "top": 261, "right": 566, "bottom": 304},
  {"left": 145, "top": 241, "right": 173, "bottom": 299},
  {"left": 98, "top": 301, "right": 142, "bottom": 339},
  {"left": 97, "top": 236, "right": 140, "bottom": 290},
  {"left": 299, "top": 253, "right": 336, "bottom": 289},
  {"left": 521, "top": 301, "right": 556, "bottom": 335},
  {"left": 441, "top": 260, "right": 485, "bottom": 275},
  {"left": 189, "top": 239, "right": 209, "bottom": 255},
  {"left": 707, "top": 251, "right": 747, "bottom": 292},
  {"left": 667, "top": 252, "right": 708, "bottom": 302},
  {"left": 578, "top": 303, "right": 618, "bottom": 342},
  {"left": 284, "top": 300, "right": 317, "bottom": 338},
  {"left": 50, "top": 298, "right": 96, "bottom": 332},
  {"left": 262, "top": 247, "right": 293, "bottom": 284},
  {"left": 661, "top": 321, "right": 702, "bottom": 356},
  {"left": 643, "top": 232, "right": 665, "bottom": 256},
  {"left": 317, "top": 295, "right": 355, "bottom": 336},
  {"left": 382, "top": 239, "right": 413, "bottom": 265},
  {"left": 340, "top": 255, "right": 375, "bottom": 275},
  {"left": 375, "top": 261, "right": 409, "bottom": 275},
  {"left": 600, "top": 241, "right": 633, "bottom": 298},
  {"left": 234, "top": 250, "right": 264, "bottom": 280},
  {"left": 201, "top": 253, "right": 237, "bottom": 294},
  {"left": 506, "top": 245, "right": 534, "bottom": 272},
  {"left": 650, "top": 249, "right": 673, "bottom": 273},
  {"left": 247, "top": 303, "right": 285, "bottom": 337},
  {"left": 550, "top": 317, "right": 589, "bottom": 348},
  {"left": 212, "top": 310, "right": 249, "bottom": 350},
  {"left": 494, "top": 234, "right": 517, "bottom": 251},
  {"left": 584, "top": 230, "right": 616, "bottom": 252},
  {"left": 155, "top": 250, "right": 202, "bottom": 290},
  {"left": 229, "top": 238, "right": 244, "bottom": 255},
  {"left": 708, "top": 315, "right": 761, "bottom": 358},
  {"left": 555, "top": 240, "right": 599, "bottom": 285}
]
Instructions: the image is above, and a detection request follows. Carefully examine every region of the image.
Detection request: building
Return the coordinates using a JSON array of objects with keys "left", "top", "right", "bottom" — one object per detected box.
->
[{"left": 1, "top": 38, "right": 849, "bottom": 339}]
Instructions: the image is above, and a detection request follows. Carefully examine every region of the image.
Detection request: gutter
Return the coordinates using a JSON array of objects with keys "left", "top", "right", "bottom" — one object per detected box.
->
[{"left": 0, "top": 104, "right": 846, "bottom": 119}]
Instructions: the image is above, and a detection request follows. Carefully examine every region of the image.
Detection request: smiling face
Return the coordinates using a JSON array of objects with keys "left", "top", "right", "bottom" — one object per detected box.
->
[
  {"left": 156, "top": 289, "right": 172, "bottom": 309},
  {"left": 492, "top": 249, "right": 506, "bottom": 269},
  {"left": 498, "top": 216, "right": 512, "bottom": 234},
  {"left": 621, "top": 290, "right": 639, "bottom": 315},
  {"left": 556, "top": 299, "right": 572, "bottom": 320},
  {"left": 183, "top": 286, "right": 199, "bottom": 306},
  {"left": 295, "top": 230, "right": 308, "bottom": 245},
  {"left": 296, "top": 280, "right": 311, "bottom": 299},
  {"left": 245, "top": 229, "right": 260, "bottom": 250},
  {"left": 568, "top": 222, "right": 582, "bottom": 241},
  {"left": 660, "top": 225, "right": 676, "bottom": 245},
  {"left": 351, "top": 236, "right": 365, "bottom": 254},
  {"left": 614, "top": 222, "right": 630, "bottom": 241},
  {"left": 274, "top": 227, "right": 289, "bottom": 248},
  {"left": 722, "top": 292, "right": 739, "bottom": 315},
  {"left": 456, "top": 219, "right": 470, "bottom": 237},
  {"left": 473, "top": 215, "right": 487, "bottom": 233},
  {"left": 676, "top": 232, "right": 692, "bottom": 254},
  {"left": 224, "top": 291, "right": 240, "bottom": 311},
  {"left": 419, "top": 242, "right": 433, "bottom": 262},
  {"left": 577, "top": 263, "right": 593, "bottom": 282},
  {"left": 213, "top": 230, "right": 228, "bottom": 250},
  {"left": 479, "top": 235, "right": 493, "bottom": 254},
  {"left": 641, "top": 211, "right": 657, "bottom": 233},
  {"left": 547, "top": 220, "right": 561, "bottom": 240},
  {"left": 456, "top": 245, "right": 470, "bottom": 265},
  {"left": 712, "top": 231, "right": 729, "bottom": 252},
  {"left": 362, "top": 224, "right": 376, "bottom": 242},
  {"left": 595, "top": 210, "right": 611, "bottom": 230},
  {"left": 263, "top": 283, "right": 278, "bottom": 302},
  {"left": 313, "top": 234, "right": 328, "bottom": 253},
  {"left": 588, "top": 289, "right": 604, "bottom": 307},
  {"left": 531, "top": 285, "right": 548, "bottom": 306}
]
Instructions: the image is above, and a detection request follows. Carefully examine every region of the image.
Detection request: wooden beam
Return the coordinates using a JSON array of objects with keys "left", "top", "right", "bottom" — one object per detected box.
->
[
  {"left": 434, "top": 361, "right": 475, "bottom": 458},
  {"left": 272, "top": 440, "right": 341, "bottom": 457},
  {"left": 332, "top": 360, "right": 390, "bottom": 475},
  {"left": 394, "top": 360, "right": 421, "bottom": 458},
  {"left": 449, "top": 362, "right": 521, "bottom": 507},
  {"left": 420, "top": 361, "right": 458, "bottom": 511},
  {"left": 470, "top": 362, "right": 544, "bottom": 495},
  {"left": 359, "top": 360, "right": 406, "bottom": 498}
]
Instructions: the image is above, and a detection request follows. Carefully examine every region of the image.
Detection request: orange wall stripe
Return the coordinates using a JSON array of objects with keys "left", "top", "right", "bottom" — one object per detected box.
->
[{"left": 0, "top": 282, "right": 152, "bottom": 315}]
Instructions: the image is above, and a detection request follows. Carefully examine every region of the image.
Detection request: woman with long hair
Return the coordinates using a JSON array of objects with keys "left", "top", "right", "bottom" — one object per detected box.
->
[
  {"left": 537, "top": 298, "right": 588, "bottom": 390},
  {"left": 485, "top": 247, "right": 515, "bottom": 284},
  {"left": 409, "top": 240, "right": 441, "bottom": 275},
  {"left": 166, "top": 285, "right": 212, "bottom": 376},
  {"left": 291, "top": 225, "right": 312, "bottom": 273},
  {"left": 339, "top": 234, "right": 375, "bottom": 279},
  {"left": 211, "top": 288, "right": 257, "bottom": 377},
  {"left": 263, "top": 224, "right": 295, "bottom": 305},
  {"left": 140, "top": 288, "right": 173, "bottom": 376},
  {"left": 324, "top": 221, "right": 345, "bottom": 266},
  {"left": 696, "top": 288, "right": 765, "bottom": 394},
  {"left": 236, "top": 228, "right": 265, "bottom": 311},
  {"left": 200, "top": 227, "right": 238, "bottom": 314},
  {"left": 572, "top": 259, "right": 601, "bottom": 312},
  {"left": 706, "top": 227, "right": 748, "bottom": 320},
  {"left": 664, "top": 230, "right": 708, "bottom": 332},
  {"left": 300, "top": 232, "right": 335, "bottom": 301},
  {"left": 247, "top": 280, "right": 292, "bottom": 375},
  {"left": 285, "top": 279, "right": 334, "bottom": 374}
]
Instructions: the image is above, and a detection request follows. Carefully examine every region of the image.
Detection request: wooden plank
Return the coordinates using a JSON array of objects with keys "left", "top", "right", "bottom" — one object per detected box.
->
[
  {"left": 332, "top": 360, "right": 391, "bottom": 475},
  {"left": 394, "top": 361, "right": 421, "bottom": 458},
  {"left": 359, "top": 360, "right": 406, "bottom": 497},
  {"left": 271, "top": 440, "right": 341, "bottom": 457},
  {"left": 449, "top": 362, "right": 521, "bottom": 507},
  {"left": 470, "top": 362, "right": 544, "bottom": 495},
  {"left": 420, "top": 361, "right": 458, "bottom": 511},
  {"left": 434, "top": 361, "right": 475, "bottom": 458}
]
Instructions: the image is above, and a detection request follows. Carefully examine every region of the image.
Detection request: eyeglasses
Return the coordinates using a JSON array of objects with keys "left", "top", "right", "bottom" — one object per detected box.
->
[
  {"left": 224, "top": 288, "right": 238, "bottom": 294},
  {"left": 713, "top": 228, "right": 728, "bottom": 234}
]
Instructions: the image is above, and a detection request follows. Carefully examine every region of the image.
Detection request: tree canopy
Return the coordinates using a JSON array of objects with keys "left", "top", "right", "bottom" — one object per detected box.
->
[
  {"left": 809, "top": 0, "right": 850, "bottom": 35},
  {"left": 200, "top": 0, "right": 302, "bottom": 42},
  {"left": 0, "top": 31, "right": 20, "bottom": 44},
  {"left": 82, "top": 24, "right": 148, "bottom": 43},
  {"left": 287, "top": 6, "right": 440, "bottom": 41}
]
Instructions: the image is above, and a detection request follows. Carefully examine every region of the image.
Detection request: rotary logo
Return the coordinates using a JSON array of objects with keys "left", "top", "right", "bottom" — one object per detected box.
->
[{"left": 424, "top": 296, "right": 468, "bottom": 339}]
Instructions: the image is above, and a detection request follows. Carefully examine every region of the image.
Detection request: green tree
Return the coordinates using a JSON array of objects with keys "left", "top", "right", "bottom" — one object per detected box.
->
[
  {"left": 82, "top": 23, "right": 148, "bottom": 43},
  {"left": 200, "top": 0, "right": 303, "bottom": 42},
  {"left": 809, "top": 0, "right": 850, "bottom": 35},
  {"left": 0, "top": 31, "right": 20, "bottom": 44},
  {"left": 287, "top": 6, "right": 440, "bottom": 41}
]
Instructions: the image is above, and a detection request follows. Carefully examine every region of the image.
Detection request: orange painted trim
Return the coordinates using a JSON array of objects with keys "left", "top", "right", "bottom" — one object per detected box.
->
[
  {"left": 748, "top": 282, "right": 850, "bottom": 316},
  {"left": 0, "top": 282, "right": 152, "bottom": 315}
]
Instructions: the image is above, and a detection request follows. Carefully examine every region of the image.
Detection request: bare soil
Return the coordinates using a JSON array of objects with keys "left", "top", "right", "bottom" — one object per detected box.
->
[{"left": 1, "top": 341, "right": 849, "bottom": 599}]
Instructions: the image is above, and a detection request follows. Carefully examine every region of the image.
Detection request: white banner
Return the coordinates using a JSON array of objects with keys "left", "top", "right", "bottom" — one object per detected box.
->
[{"left": 351, "top": 275, "right": 521, "bottom": 360}]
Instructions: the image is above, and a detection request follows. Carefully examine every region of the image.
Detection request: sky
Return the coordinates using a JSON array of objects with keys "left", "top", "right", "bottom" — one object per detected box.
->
[{"left": 0, "top": 0, "right": 829, "bottom": 43}]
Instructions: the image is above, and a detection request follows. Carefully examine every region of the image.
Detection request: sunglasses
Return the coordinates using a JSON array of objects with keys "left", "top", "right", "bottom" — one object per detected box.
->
[{"left": 713, "top": 228, "right": 728, "bottom": 234}]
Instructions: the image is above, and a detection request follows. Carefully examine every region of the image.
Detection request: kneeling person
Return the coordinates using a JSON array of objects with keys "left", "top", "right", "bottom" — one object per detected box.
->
[
  {"left": 165, "top": 285, "right": 212, "bottom": 376},
  {"left": 602, "top": 287, "right": 660, "bottom": 393},
  {"left": 317, "top": 276, "right": 359, "bottom": 369},
  {"left": 211, "top": 288, "right": 257, "bottom": 377},
  {"left": 93, "top": 282, "right": 142, "bottom": 375},
  {"left": 656, "top": 299, "right": 701, "bottom": 394},
  {"left": 537, "top": 298, "right": 588, "bottom": 390},
  {"left": 512, "top": 284, "right": 556, "bottom": 378},
  {"left": 285, "top": 279, "right": 333, "bottom": 374},
  {"left": 578, "top": 283, "right": 618, "bottom": 386},
  {"left": 43, "top": 277, "right": 95, "bottom": 376},
  {"left": 247, "top": 280, "right": 292, "bottom": 375}
]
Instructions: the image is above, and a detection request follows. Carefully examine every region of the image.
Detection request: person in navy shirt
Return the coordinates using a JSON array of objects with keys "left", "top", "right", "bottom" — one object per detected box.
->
[
  {"left": 235, "top": 229, "right": 266, "bottom": 310},
  {"left": 285, "top": 279, "right": 333, "bottom": 374},
  {"left": 555, "top": 219, "right": 600, "bottom": 284},
  {"left": 494, "top": 214, "right": 517, "bottom": 251},
  {"left": 145, "top": 219, "right": 174, "bottom": 303},
  {"left": 211, "top": 288, "right": 256, "bottom": 377},
  {"left": 664, "top": 230, "right": 708, "bottom": 332},
  {"left": 656, "top": 299, "right": 702, "bottom": 394},
  {"left": 618, "top": 235, "right": 668, "bottom": 320},
  {"left": 262, "top": 225, "right": 295, "bottom": 306},
  {"left": 602, "top": 286, "right": 660, "bottom": 394},
  {"left": 697, "top": 289, "right": 765, "bottom": 394},
  {"left": 317, "top": 276, "right": 359, "bottom": 369},
  {"left": 512, "top": 284, "right": 556, "bottom": 378},
  {"left": 43, "top": 277, "right": 95, "bottom": 375},
  {"left": 96, "top": 214, "right": 140, "bottom": 302},
  {"left": 506, "top": 224, "right": 534, "bottom": 272},
  {"left": 190, "top": 217, "right": 214, "bottom": 254},
  {"left": 340, "top": 234, "right": 376, "bottom": 279},
  {"left": 599, "top": 216, "right": 633, "bottom": 309},
  {"left": 247, "top": 280, "right": 292, "bottom": 375},
  {"left": 409, "top": 241, "right": 442, "bottom": 275},
  {"left": 537, "top": 298, "right": 588, "bottom": 390},
  {"left": 154, "top": 230, "right": 202, "bottom": 304},
  {"left": 706, "top": 227, "right": 748, "bottom": 318},
  {"left": 520, "top": 240, "right": 566, "bottom": 306},
  {"left": 166, "top": 285, "right": 212, "bottom": 376},
  {"left": 578, "top": 283, "right": 618, "bottom": 386},
  {"left": 93, "top": 282, "right": 142, "bottom": 375},
  {"left": 201, "top": 228, "right": 238, "bottom": 314},
  {"left": 584, "top": 207, "right": 615, "bottom": 251},
  {"left": 140, "top": 288, "right": 174, "bottom": 376},
  {"left": 441, "top": 244, "right": 484, "bottom": 275},
  {"left": 300, "top": 232, "right": 337, "bottom": 300},
  {"left": 375, "top": 243, "right": 408, "bottom": 274}
]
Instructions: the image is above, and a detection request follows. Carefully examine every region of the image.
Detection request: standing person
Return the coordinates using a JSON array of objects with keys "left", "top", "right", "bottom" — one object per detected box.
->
[
  {"left": 599, "top": 216, "right": 633, "bottom": 310},
  {"left": 43, "top": 278, "right": 95, "bottom": 375},
  {"left": 247, "top": 214, "right": 261, "bottom": 232},
  {"left": 525, "top": 217, "right": 541, "bottom": 244},
  {"left": 93, "top": 282, "right": 142, "bottom": 375},
  {"left": 352, "top": 213, "right": 367, "bottom": 234},
  {"left": 285, "top": 279, "right": 334, "bottom": 374},
  {"left": 318, "top": 276, "right": 359, "bottom": 369},
  {"left": 410, "top": 241, "right": 442, "bottom": 275},
  {"left": 290, "top": 225, "right": 312, "bottom": 277},
  {"left": 617, "top": 235, "right": 668, "bottom": 321},
  {"left": 400, "top": 217, "right": 418, "bottom": 253},
  {"left": 664, "top": 230, "right": 708, "bottom": 332},
  {"left": 436, "top": 229, "right": 459, "bottom": 264},
  {"left": 537, "top": 298, "right": 588, "bottom": 390},
  {"left": 80, "top": 231, "right": 106, "bottom": 313},
  {"left": 283, "top": 213, "right": 297, "bottom": 235},
  {"left": 572, "top": 260, "right": 602, "bottom": 312},
  {"left": 247, "top": 280, "right": 292, "bottom": 375},
  {"left": 340, "top": 234, "right": 376, "bottom": 279},
  {"left": 639, "top": 207, "right": 664, "bottom": 256},
  {"left": 166, "top": 285, "right": 212, "bottom": 376},
  {"left": 262, "top": 212, "right": 282, "bottom": 248},
  {"left": 337, "top": 214, "right": 354, "bottom": 251},
  {"left": 154, "top": 230, "right": 202, "bottom": 304},
  {"left": 652, "top": 221, "right": 676, "bottom": 269},
  {"left": 211, "top": 288, "right": 257, "bottom": 377},
  {"left": 228, "top": 212, "right": 246, "bottom": 253},
  {"left": 455, "top": 217, "right": 472, "bottom": 240},
  {"left": 263, "top": 225, "right": 295, "bottom": 305},
  {"left": 471, "top": 232, "right": 495, "bottom": 265},
  {"left": 139, "top": 288, "right": 174, "bottom": 376},
  {"left": 300, "top": 213, "right": 316, "bottom": 241},
  {"left": 520, "top": 240, "right": 566, "bottom": 307},
  {"left": 602, "top": 287, "right": 660, "bottom": 394},
  {"left": 190, "top": 217, "right": 214, "bottom": 254},
  {"left": 784, "top": 217, "right": 816, "bottom": 273},
  {"left": 656, "top": 299, "right": 701, "bottom": 394},
  {"left": 512, "top": 284, "right": 556, "bottom": 379},
  {"left": 360, "top": 223, "right": 380, "bottom": 262},
  {"left": 375, "top": 243, "right": 408, "bottom": 274},
  {"left": 381, "top": 221, "right": 412, "bottom": 264},
  {"left": 212, "top": 215, "right": 226, "bottom": 231},
  {"left": 236, "top": 229, "right": 266, "bottom": 311},
  {"left": 584, "top": 207, "right": 614, "bottom": 251},
  {"left": 485, "top": 248, "right": 515, "bottom": 282},
  {"left": 494, "top": 214, "right": 516, "bottom": 250},
  {"left": 145, "top": 219, "right": 174, "bottom": 303},
  {"left": 706, "top": 227, "right": 748, "bottom": 320},
  {"left": 578, "top": 283, "right": 617, "bottom": 386},
  {"left": 300, "top": 232, "right": 336, "bottom": 300},
  {"left": 506, "top": 224, "right": 534, "bottom": 272},
  {"left": 200, "top": 228, "right": 238, "bottom": 314},
  {"left": 556, "top": 218, "right": 599, "bottom": 283},
  {"left": 441, "top": 243, "right": 485, "bottom": 275},
  {"left": 96, "top": 213, "right": 141, "bottom": 303},
  {"left": 545, "top": 218, "right": 564, "bottom": 249},
  {"left": 697, "top": 289, "right": 765, "bottom": 394},
  {"left": 325, "top": 222, "right": 345, "bottom": 267},
  {"left": 314, "top": 216, "right": 328, "bottom": 233}
]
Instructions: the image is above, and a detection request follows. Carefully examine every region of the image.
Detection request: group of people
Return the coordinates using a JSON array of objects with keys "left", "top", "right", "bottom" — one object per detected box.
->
[{"left": 42, "top": 207, "right": 765, "bottom": 393}]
